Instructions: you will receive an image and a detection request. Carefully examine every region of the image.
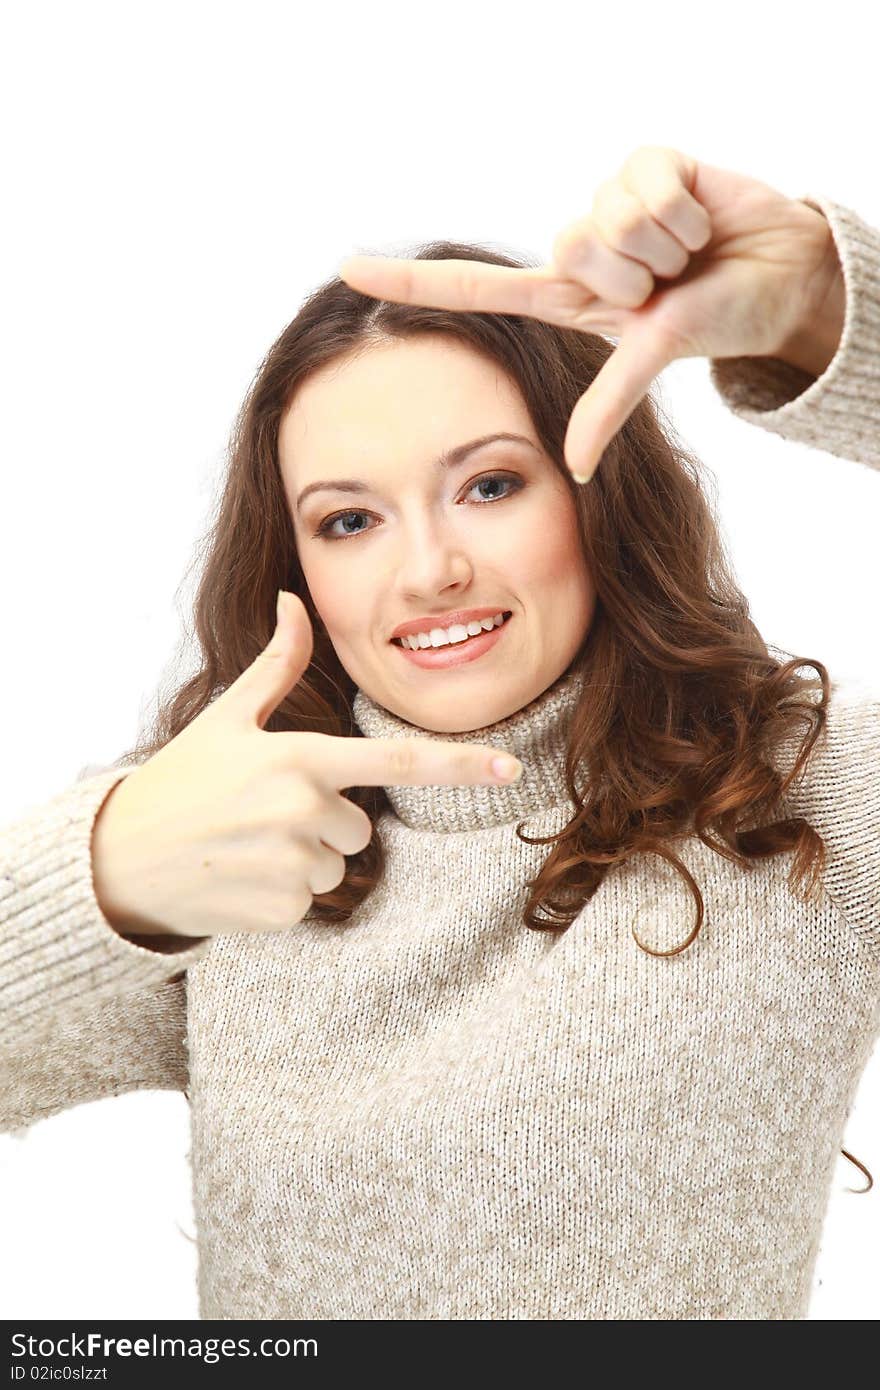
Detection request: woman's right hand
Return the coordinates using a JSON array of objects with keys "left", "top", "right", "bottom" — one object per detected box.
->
[{"left": 91, "top": 592, "right": 522, "bottom": 942}]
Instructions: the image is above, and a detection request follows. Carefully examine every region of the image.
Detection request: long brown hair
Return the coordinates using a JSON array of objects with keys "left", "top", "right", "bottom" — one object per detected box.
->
[{"left": 115, "top": 238, "right": 871, "bottom": 1193}]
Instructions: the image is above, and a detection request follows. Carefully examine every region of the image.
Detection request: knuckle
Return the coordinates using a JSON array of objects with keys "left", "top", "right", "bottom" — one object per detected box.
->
[
  {"left": 592, "top": 176, "right": 618, "bottom": 204},
  {"left": 592, "top": 184, "right": 645, "bottom": 249},
  {"left": 290, "top": 888, "right": 313, "bottom": 925},
  {"left": 354, "top": 808, "right": 374, "bottom": 851},
  {"left": 304, "top": 845, "right": 346, "bottom": 896},
  {"left": 652, "top": 188, "right": 685, "bottom": 225},
  {"left": 552, "top": 220, "right": 596, "bottom": 275},
  {"left": 262, "top": 888, "right": 311, "bottom": 933},
  {"left": 324, "top": 849, "right": 348, "bottom": 891},
  {"left": 556, "top": 211, "right": 587, "bottom": 247},
  {"left": 386, "top": 740, "right": 415, "bottom": 782},
  {"left": 275, "top": 878, "right": 312, "bottom": 934},
  {"left": 620, "top": 278, "right": 654, "bottom": 311},
  {"left": 613, "top": 218, "right": 642, "bottom": 251},
  {"left": 285, "top": 838, "right": 311, "bottom": 878},
  {"left": 610, "top": 198, "right": 646, "bottom": 245},
  {"left": 461, "top": 264, "right": 481, "bottom": 302},
  {"left": 343, "top": 806, "right": 373, "bottom": 854},
  {"left": 626, "top": 143, "right": 669, "bottom": 170}
]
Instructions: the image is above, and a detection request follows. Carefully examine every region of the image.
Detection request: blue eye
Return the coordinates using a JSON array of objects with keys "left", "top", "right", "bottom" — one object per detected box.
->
[{"left": 312, "top": 471, "right": 524, "bottom": 541}]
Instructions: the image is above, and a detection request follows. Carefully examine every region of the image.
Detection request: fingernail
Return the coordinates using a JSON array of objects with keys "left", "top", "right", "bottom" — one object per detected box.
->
[
  {"left": 572, "top": 472, "right": 591, "bottom": 484},
  {"left": 491, "top": 755, "right": 523, "bottom": 782}
]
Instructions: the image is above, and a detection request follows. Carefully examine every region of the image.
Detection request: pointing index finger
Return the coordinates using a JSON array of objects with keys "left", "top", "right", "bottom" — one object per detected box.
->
[
  {"left": 307, "top": 733, "right": 523, "bottom": 790},
  {"left": 339, "top": 254, "right": 552, "bottom": 319}
]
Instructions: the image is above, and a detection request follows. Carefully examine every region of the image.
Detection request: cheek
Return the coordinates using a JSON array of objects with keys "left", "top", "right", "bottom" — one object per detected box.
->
[
  {"left": 297, "top": 553, "right": 357, "bottom": 640},
  {"left": 548, "top": 516, "right": 588, "bottom": 586},
  {"left": 503, "top": 493, "right": 585, "bottom": 588}
]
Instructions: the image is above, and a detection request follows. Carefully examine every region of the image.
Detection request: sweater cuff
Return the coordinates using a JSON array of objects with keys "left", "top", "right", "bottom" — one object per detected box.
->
[
  {"left": 0, "top": 767, "right": 213, "bottom": 1044},
  {"left": 707, "top": 194, "right": 880, "bottom": 470}
]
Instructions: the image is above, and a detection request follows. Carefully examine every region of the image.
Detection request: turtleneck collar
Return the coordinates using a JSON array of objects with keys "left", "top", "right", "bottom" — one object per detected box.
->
[{"left": 351, "top": 664, "right": 588, "bottom": 833}]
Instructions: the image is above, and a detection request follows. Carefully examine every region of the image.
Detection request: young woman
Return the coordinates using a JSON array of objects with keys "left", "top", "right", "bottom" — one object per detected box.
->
[{"left": 2, "top": 147, "right": 878, "bottom": 1320}]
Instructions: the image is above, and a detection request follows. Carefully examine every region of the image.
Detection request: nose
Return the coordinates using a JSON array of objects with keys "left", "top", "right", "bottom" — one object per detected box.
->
[{"left": 390, "top": 514, "right": 474, "bottom": 599}]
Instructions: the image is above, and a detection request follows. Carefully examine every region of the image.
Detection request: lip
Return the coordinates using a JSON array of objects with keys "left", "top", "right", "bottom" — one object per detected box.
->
[
  {"left": 390, "top": 606, "right": 511, "bottom": 640},
  {"left": 392, "top": 613, "right": 513, "bottom": 669}
]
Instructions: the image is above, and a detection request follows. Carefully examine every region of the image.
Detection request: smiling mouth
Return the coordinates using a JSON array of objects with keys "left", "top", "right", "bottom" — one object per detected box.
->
[{"left": 392, "top": 612, "right": 513, "bottom": 649}]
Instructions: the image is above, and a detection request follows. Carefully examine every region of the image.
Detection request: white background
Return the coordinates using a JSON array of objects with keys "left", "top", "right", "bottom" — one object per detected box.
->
[{"left": 1, "top": 0, "right": 878, "bottom": 1320}]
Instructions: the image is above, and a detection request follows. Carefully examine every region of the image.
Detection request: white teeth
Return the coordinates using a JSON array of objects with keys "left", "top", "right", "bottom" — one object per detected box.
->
[{"left": 398, "top": 611, "right": 508, "bottom": 650}]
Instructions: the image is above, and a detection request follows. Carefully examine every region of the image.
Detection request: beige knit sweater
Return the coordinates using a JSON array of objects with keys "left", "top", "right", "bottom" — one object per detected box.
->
[{"left": 2, "top": 193, "right": 879, "bottom": 1321}]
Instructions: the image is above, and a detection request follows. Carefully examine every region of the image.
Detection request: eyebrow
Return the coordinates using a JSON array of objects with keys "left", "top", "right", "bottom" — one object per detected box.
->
[{"left": 294, "top": 431, "right": 540, "bottom": 514}]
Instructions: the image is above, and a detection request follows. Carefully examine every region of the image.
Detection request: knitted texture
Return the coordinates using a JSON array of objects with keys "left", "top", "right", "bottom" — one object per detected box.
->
[{"left": 2, "top": 193, "right": 879, "bottom": 1320}]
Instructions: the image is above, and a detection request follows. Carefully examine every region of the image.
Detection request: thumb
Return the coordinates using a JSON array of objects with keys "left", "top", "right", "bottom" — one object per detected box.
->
[
  {"left": 222, "top": 589, "right": 315, "bottom": 730},
  {"left": 563, "top": 323, "right": 678, "bottom": 482}
]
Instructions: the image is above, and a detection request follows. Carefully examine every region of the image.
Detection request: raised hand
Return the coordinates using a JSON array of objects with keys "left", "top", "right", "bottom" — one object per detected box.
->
[
  {"left": 91, "top": 592, "right": 522, "bottom": 943},
  {"left": 339, "top": 145, "right": 840, "bottom": 482}
]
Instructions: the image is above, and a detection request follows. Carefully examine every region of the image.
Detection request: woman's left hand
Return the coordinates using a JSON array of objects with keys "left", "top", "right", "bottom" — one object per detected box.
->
[{"left": 338, "top": 146, "right": 842, "bottom": 482}]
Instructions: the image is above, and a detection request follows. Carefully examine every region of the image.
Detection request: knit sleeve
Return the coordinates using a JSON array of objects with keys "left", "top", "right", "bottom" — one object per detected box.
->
[
  {"left": 0, "top": 767, "right": 213, "bottom": 1134},
  {"left": 777, "top": 683, "right": 880, "bottom": 960},
  {"left": 707, "top": 195, "right": 880, "bottom": 471}
]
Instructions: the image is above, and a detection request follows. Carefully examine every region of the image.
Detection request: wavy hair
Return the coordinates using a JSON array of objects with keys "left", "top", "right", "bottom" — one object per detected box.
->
[{"left": 115, "top": 238, "right": 871, "bottom": 1193}]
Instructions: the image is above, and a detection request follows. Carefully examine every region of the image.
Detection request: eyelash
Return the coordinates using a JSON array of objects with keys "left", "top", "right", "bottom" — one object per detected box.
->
[{"left": 311, "top": 471, "right": 526, "bottom": 541}]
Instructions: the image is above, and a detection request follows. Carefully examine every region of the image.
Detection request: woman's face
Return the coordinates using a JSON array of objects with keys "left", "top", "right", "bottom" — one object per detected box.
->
[{"left": 278, "top": 334, "right": 596, "bottom": 733}]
